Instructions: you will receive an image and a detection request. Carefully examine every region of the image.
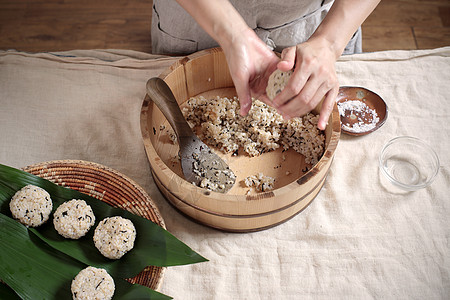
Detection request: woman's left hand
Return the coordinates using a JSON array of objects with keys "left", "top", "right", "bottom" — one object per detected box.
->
[{"left": 267, "top": 38, "right": 339, "bottom": 130}]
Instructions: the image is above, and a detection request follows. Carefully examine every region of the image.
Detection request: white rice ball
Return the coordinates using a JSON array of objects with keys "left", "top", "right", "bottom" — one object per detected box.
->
[
  {"left": 53, "top": 199, "right": 95, "bottom": 239},
  {"left": 71, "top": 266, "right": 115, "bottom": 300},
  {"left": 93, "top": 216, "right": 136, "bottom": 259},
  {"left": 266, "top": 69, "right": 293, "bottom": 100},
  {"left": 9, "top": 184, "right": 52, "bottom": 227}
]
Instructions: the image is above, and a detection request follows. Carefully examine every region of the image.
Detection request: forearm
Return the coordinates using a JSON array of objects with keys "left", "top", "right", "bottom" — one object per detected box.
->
[
  {"left": 175, "top": 0, "right": 251, "bottom": 49},
  {"left": 310, "top": 0, "right": 380, "bottom": 58}
]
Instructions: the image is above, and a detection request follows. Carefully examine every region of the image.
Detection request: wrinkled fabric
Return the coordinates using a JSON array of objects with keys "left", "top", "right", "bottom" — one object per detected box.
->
[
  {"left": 0, "top": 47, "right": 449, "bottom": 299},
  {"left": 151, "top": 0, "right": 362, "bottom": 55}
]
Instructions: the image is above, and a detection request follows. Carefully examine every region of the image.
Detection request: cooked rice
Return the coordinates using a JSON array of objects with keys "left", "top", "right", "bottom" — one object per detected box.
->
[
  {"left": 71, "top": 266, "right": 115, "bottom": 300},
  {"left": 244, "top": 173, "right": 275, "bottom": 192},
  {"left": 93, "top": 216, "right": 136, "bottom": 259},
  {"left": 53, "top": 199, "right": 95, "bottom": 239},
  {"left": 9, "top": 184, "right": 52, "bottom": 227},
  {"left": 266, "top": 69, "right": 294, "bottom": 100},
  {"left": 182, "top": 96, "right": 325, "bottom": 165}
]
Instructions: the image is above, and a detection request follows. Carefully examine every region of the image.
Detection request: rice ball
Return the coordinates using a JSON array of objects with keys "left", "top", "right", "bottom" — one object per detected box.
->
[
  {"left": 9, "top": 184, "right": 52, "bottom": 227},
  {"left": 93, "top": 216, "right": 136, "bottom": 259},
  {"left": 53, "top": 199, "right": 95, "bottom": 239},
  {"left": 266, "top": 69, "right": 293, "bottom": 100},
  {"left": 71, "top": 266, "right": 115, "bottom": 300}
]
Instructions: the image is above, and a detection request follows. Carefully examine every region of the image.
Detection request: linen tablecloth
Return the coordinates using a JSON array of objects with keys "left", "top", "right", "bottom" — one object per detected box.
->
[{"left": 0, "top": 47, "right": 449, "bottom": 299}]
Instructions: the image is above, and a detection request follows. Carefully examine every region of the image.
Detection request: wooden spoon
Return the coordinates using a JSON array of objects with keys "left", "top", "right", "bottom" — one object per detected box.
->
[{"left": 146, "top": 78, "right": 236, "bottom": 193}]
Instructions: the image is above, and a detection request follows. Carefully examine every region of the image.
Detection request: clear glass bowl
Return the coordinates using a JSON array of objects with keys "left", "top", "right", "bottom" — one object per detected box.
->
[{"left": 379, "top": 136, "right": 440, "bottom": 191}]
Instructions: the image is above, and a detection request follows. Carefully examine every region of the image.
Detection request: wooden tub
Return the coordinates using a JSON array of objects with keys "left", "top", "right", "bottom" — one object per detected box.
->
[{"left": 140, "top": 48, "right": 340, "bottom": 232}]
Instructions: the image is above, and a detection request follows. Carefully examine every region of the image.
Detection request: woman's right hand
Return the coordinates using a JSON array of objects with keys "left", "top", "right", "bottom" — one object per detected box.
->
[
  {"left": 220, "top": 27, "right": 279, "bottom": 116},
  {"left": 174, "top": 0, "right": 279, "bottom": 115}
]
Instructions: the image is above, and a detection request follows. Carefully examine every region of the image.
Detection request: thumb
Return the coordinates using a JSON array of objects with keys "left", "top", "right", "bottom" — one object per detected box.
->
[{"left": 278, "top": 47, "right": 296, "bottom": 71}]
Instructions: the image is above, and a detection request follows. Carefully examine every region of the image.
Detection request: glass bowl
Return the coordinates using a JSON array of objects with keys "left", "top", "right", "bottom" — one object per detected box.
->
[{"left": 379, "top": 136, "right": 439, "bottom": 191}]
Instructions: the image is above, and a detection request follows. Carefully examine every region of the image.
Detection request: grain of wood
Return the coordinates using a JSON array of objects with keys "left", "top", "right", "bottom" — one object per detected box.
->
[
  {"left": 414, "top": 27, "right": 450, "bottom": 49},
  {"left": 0, "top": 0, "right": 449, "bottom": 53},
  {"left": 361, "top": 26, "right": 417, "bottom": 52}
]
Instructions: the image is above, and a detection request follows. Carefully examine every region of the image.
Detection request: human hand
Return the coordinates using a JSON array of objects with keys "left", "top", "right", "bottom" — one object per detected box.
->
[
  {"left": 220, "top": 28, "right": 279, "bottom": 116},
  {"left": 268, "top": 38, "right": 339, "bottom": 130},
  {"left": 175, "top": 0, "right": 379, "bottom": 130}
]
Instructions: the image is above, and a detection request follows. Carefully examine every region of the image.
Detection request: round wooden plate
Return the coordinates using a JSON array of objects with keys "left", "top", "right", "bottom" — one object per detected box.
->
[
  {"left": 336, "top": 86, "right": 388, "bottom": 136},
  {"left": 22, "top": 159, "right": 166, "bottom": 291}
]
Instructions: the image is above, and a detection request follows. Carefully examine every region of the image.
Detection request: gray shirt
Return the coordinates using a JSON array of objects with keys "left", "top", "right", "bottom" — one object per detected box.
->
[{"left": 151, "top": 0, "right": 361, "bottom": 55}]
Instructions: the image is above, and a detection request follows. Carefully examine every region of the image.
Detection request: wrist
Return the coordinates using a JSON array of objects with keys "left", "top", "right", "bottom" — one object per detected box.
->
[
  {"left": 306, "top": 35, "right": 343, "bottom": 60},
  {"left": 175, "top": 0, "right": 252, "bottom": 51},
  {"left": 213, "top": 17, "right": 253, "bottom": 51}
]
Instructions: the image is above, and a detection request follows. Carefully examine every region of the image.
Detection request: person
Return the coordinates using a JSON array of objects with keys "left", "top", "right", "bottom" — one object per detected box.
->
[{"left": 151, "top": 0, "right": 380, "bottom": 130}]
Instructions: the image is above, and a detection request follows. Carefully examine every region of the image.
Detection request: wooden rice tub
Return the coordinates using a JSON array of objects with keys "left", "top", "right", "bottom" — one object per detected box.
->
[{"left": 140, "top": 48, "right": 340, "bottom": 232}]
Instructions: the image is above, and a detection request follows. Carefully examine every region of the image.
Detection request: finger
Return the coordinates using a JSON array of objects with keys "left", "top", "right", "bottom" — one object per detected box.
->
[
  {"left": 273, "top": 69, "right": 316, "bottom": 114},
  {"left": 318, "top": 86, "right": 339, "bottom": 130},
  {"left": 249, "top": 63, "right": 278, "bottom": 99},
  {"left": 234, "top": 79, "right": 252, "bottom": 116},
  {"left": 278, "top": 47, "right": 296, "bottom": 71},
  {"left": 277, "top": 78, "right": 330, "bottom": 120},
  {"left": 271, "top": 72, "right": 309, "bottom": 109},
  {"left": 272, "top": 55, "right": 315, "bottom": 109},
  {"left": 257, "top": 94, "right": 275, "bottom": 108}
]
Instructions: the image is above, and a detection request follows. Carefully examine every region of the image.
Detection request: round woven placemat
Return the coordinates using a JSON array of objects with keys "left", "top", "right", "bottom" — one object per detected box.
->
[{"left": 22, "top": 159, "right": 166, "bottom": 291}]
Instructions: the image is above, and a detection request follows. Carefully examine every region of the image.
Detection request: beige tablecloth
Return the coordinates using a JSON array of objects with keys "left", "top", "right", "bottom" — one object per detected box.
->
[{"left": 0, "top": 47, "right": 449, "bottom": 299}]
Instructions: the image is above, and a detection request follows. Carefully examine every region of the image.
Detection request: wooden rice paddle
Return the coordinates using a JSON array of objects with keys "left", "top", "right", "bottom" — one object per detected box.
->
[{"left": 146, "top": 77, "right": 236, "bottom": 193}]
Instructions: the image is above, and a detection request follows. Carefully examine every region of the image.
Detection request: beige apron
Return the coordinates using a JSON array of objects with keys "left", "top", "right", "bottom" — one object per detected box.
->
[{"left": 151, "top": 0, "right": 362, "bottom": 55}]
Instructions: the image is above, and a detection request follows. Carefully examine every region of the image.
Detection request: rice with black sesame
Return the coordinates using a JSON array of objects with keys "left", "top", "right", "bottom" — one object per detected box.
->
[
  {"left": 71, "top": 266, "right": 115, "bottom": 300},
  {"left": 93, "top": 216, "right": 136, "bottom": 259},
  {"left": 9, "top": 184, "right": 53, "bottom": 227},
  {"left": 244, "top": 173, "right": 275, "bottom": 192},
  {"left": 53, "top": 199, "right": 95, "bottom": 239},
  {"left": 266, "top": 69, "right": 294, "bottom": 100},
  {"left": 182, "top": 96, "right": 325, "bottom": 165}
]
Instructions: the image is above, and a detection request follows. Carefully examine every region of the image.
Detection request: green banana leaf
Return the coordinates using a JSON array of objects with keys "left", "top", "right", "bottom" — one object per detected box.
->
[
  {"left": 0, "top": 213, "right": 171, "bottom": 300},
  {"left": 0, "top": 282, "right": 20, "bottom": 300},
  {"left": 0, "top": 163, "right": 207, "bottom": 278}
]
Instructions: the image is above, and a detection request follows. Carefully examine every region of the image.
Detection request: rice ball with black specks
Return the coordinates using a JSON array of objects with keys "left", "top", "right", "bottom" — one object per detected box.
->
[
  {"left": 53, "top": 199, "right": 95, "bottom": 239},
  {"left": 71, "top": 266, "right": 115, "bottom": 300},
  {"left": 266, "top": 69, "right": 293, "bottom": 100},
  {"left": 93, "top": 216, "right": 136, "bottom": 259},
  {"left": 9, "top": 184, "right": 52, "bottom": 227}
]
